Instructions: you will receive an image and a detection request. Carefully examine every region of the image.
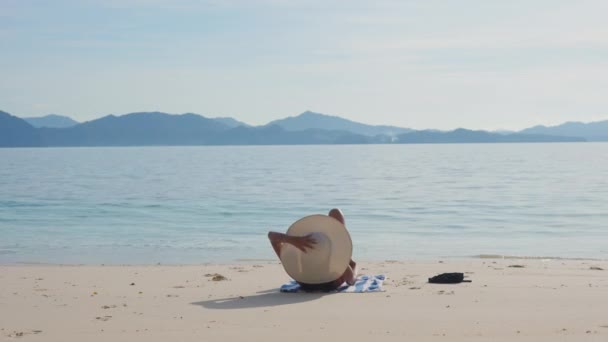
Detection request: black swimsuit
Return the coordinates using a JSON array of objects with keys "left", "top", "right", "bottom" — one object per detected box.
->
[{"left": 297, "top": 278, "right": 343, "bottom": 292}]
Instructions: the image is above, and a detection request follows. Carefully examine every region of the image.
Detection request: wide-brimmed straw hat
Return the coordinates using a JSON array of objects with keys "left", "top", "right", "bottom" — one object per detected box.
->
[{"left": 280, "top": 214, "right": 353, "bottom": 284}]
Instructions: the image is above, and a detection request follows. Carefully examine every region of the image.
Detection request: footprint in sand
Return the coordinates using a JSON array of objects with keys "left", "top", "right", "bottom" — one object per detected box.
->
[
  {"left": 7, "top": 330, "right": 42, "bottom": 338},
  {"left": 437, "top": 290, "right": 455, "bottom": 295}
]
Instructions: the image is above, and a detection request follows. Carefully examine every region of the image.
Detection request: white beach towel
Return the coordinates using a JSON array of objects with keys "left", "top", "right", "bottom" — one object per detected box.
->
[{"left": 280, "top": 275, "right": 385, "bottom": 293}]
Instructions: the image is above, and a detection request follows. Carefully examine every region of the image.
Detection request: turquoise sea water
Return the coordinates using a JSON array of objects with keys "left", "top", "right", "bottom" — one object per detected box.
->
[{"left": 1, "top": 143, "right": 607, "bottom": 264}]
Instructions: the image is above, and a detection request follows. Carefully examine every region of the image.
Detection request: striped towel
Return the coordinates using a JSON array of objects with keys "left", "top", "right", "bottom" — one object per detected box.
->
[{"left": 280, "top": 275, "right": 386, "bottom": 293}]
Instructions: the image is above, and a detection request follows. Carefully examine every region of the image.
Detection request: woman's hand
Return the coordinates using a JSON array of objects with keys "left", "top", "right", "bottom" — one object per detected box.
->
[{"left": 286, "top": 234, "right": 317, "bottom": 253}]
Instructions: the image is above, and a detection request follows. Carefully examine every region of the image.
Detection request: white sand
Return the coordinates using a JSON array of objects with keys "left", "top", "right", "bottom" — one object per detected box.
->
[{"left": 1, "top": 259, "right": 607, "bottom": 341}]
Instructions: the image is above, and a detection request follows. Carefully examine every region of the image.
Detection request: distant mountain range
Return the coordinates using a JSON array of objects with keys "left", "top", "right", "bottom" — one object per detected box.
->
[
  {"left": 23, "top": 114, "right": 79, "bottom": 128},
  {"left": 0, "top": 109, "right": 602, "bottom": 147},
  {"left": 520, "top": 121, "right": 608, "bottom": 141},
  {"left": 396, "top": 128, "right": 583, "bottom": 144},
  {"left": 268, "top": 111, "right": 412, "bottom": 136},
  {"left": 211, "top": 117, "right": 250, "bottom": 128},
  {"left": 0, "top": 110, "right": 42, "bottom": 147}
]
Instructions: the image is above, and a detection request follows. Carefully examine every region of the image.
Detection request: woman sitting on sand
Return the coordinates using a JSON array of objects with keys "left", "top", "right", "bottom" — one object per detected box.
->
[{"left": 268, "top": 208, "right": 357, "bottom": 292}]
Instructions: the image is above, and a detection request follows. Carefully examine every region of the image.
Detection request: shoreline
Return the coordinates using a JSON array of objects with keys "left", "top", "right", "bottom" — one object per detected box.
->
[
  {"left": 2, "top": 254, "right": 607, "bottom": 267},
  {"left": 2, "top": 259, "right": 607, "bottom": 341}
]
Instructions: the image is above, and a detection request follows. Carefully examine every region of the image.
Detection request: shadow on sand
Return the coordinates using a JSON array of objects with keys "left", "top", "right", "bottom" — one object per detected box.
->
[{"left": 192, "top": 289, "right": 326, "bottom": 310}]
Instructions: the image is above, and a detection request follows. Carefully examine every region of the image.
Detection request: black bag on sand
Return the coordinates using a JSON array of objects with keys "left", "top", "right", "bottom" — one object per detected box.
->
[{"left": 428, "top": 272, "right": 471, "bottom": 284}]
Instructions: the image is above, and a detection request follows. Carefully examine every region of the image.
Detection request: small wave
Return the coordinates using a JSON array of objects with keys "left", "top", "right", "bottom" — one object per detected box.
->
[
  {"left": 475, "top": 254, "right": 606, "bottom": 261},
  {"left": 0, "top": 201, "right": 47, "bottom": 208}
]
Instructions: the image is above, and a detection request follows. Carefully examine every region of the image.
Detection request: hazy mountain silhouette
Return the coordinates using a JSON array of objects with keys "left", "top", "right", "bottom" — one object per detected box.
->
[
  {"left": 0, "top": 110, "right": 594, "bottom": 147},
  {"left": 39, "top": 112, "right": 230, "bottom": 146},
  {"left": 492, "top": 129, "right": 516, "bottom": 135},
  {"left": 519, "top": 120, "right": 608, "bottom": 141},
  {"left": 24, "top": 114, "right": 79, "bottom": 128},
  {"left": 268, "top": 111, "right": 412, "bottom": 136},
  {"left": 35, "top": 111, "right": 368, "bottom": 146},
  {"left": 0, "top": 110, "right": 42, "bottom": 147},
  {"left": 212, "top": 117, "right": 250, "bottom": 128},
  {"left": 211, "top": 124, "right": 370, "bottom": 145},
  {"left": 396, "top": 128, "right": 585, "bottom": 144}
]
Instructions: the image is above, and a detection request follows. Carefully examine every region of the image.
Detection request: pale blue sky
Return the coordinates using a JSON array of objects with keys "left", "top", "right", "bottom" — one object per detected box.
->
[{"left": 1, "top": 0, "right": 607, "bottom": 130}]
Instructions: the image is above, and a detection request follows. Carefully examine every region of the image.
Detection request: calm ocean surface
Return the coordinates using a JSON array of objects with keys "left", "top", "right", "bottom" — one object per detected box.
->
[{"left": 1, "top": 143, "right": 607, "bottom": 264}]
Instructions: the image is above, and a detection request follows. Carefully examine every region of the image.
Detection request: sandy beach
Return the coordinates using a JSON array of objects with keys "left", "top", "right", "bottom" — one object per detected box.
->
[{"left": 1, "top": 258, "right": 607, "bottom": 341}]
